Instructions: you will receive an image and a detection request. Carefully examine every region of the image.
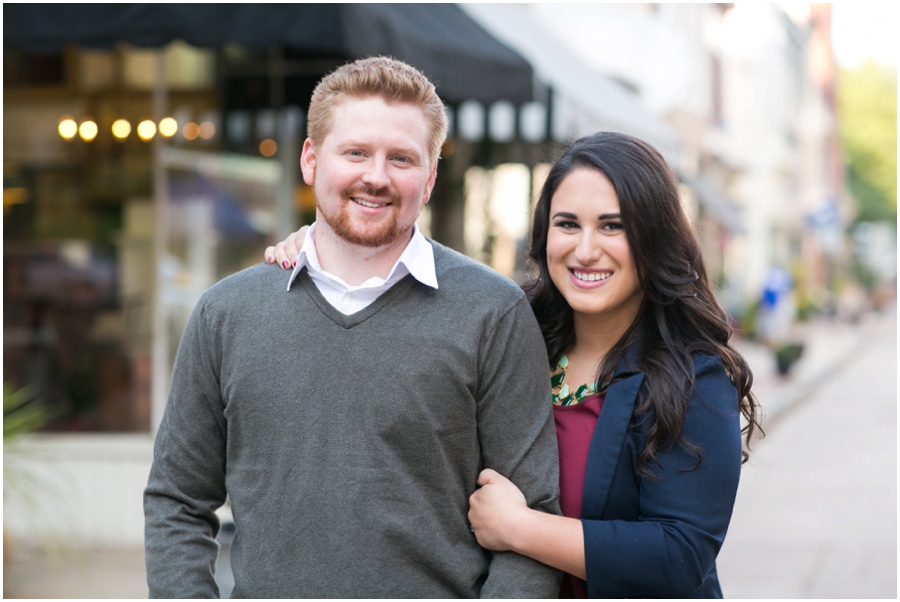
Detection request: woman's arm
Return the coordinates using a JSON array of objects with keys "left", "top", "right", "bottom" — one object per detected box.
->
[
  {"left": 469, "top": 356, "right": 743, "bottom": 596},
  {"left": 264, "top": 225, "right": 309, "bottom": 269},
  {"left": 582, "top": 355, "right": 743, "bottom": 598},
  {"left": 468, "top": 469, "right": 586, "bottom": 579}
]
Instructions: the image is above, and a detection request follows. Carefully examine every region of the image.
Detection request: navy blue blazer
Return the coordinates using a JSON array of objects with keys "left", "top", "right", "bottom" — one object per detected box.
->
[{"left": 581, "top": 353, "right": 743, "bottom": 598}]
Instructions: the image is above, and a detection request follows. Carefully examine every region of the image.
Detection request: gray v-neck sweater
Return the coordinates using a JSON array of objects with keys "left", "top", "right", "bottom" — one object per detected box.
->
[{"left": 144, "top": 241, "right": 562, "bottom": 598}]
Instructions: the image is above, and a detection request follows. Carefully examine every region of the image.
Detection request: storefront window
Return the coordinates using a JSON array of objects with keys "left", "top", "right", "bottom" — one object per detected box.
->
[
  {"left": 2, "top": 42, "right": 260, "bottom": 433},
  {"left": 157, "top": 149, "right": 281, "bottom": 393},
  {"left": 4, "top": 160, "right": 151, "bottom": 431}
]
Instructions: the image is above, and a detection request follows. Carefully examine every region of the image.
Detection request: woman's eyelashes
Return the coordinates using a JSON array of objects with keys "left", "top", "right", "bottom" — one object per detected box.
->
[
  {"left": 601, "top": 221, "right": 624, "bottom": 232},
  {"left": 551, "top": 218, "right": 624, "bottom": 233},
  {"left": 553, "top": 219, "right": 580, "bottom": 231}
]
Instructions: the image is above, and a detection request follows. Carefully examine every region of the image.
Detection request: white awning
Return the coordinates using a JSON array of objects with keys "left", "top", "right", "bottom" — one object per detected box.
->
[{"left": 459, "top": 4, "right": 682, "bottom": 164}]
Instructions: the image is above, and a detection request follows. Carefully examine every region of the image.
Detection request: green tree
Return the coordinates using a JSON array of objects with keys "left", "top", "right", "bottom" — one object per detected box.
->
[{"left": 837, "top": 61, "right": 897, "bottom": 224}]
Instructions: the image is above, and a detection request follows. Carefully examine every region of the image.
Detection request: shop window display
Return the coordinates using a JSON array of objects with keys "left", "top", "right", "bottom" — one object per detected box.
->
[
  {"left": 3, "top": 43, "right": 285, "bottom": 433},
  {"left": 4, "top": 154, "right": 153, "bottom": 431}
]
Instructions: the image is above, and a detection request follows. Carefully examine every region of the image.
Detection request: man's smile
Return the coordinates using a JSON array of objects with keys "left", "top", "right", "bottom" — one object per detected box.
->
[{"left": 351, "top": 197, "right": 391, "bottom": 209}]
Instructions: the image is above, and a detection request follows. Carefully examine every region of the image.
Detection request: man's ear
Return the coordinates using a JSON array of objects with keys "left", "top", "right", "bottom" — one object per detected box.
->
[
  {"left": 300, "top": 138, "right": 317, "bottom": 186},
  {"left": 423, "top": 162, "right": 438, "bottom": 203}
]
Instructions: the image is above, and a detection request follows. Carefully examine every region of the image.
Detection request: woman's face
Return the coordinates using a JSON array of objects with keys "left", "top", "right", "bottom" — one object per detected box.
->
[{"left": 546, "top": 168, "right": 644, "bottom": 325}]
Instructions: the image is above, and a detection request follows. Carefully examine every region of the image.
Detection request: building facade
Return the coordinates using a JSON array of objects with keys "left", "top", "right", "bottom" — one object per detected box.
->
[{"left": 3, "top": 3, "right": 848, "bottom": 549}]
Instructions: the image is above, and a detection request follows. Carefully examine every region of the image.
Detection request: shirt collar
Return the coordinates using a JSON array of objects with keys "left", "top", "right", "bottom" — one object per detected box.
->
[{"left": 287, "top": 222, "right": 437, "bottom": 291}]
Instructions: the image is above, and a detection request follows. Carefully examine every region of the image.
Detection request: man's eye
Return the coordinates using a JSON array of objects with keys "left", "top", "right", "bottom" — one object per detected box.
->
[{"left": 392, "top": 156, "right": 410, "bottom": 163}]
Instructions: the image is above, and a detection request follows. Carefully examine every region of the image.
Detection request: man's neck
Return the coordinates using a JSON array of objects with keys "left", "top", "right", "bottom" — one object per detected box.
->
[{"left": 313, "top": 224, "right": 414, "bottom": 285}]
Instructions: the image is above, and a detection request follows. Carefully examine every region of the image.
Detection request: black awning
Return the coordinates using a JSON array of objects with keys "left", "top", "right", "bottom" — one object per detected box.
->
[{"left": 3, "top": 3, "right": 533, "bottom": 104}]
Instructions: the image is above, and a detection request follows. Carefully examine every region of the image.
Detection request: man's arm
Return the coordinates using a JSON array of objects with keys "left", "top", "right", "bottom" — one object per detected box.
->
[
  {"left": 144, "top": 299, "right": 228, "bottom": 598},
  {"left": 475, "top": 297, "right": 562, "bottom": 598}
]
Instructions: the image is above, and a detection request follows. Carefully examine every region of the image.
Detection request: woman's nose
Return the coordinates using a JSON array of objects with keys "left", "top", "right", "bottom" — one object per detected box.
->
[{"left": 574, "top": 233, "right": 602, "bottom": 264}]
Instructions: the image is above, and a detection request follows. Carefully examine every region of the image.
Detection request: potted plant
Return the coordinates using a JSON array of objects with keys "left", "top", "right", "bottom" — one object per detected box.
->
[
  {"left": 774, "top": 342, "right": 805, "bottom": 376},
  {"left": 3, "top": 381, "right": 53, "bottom": 568}
]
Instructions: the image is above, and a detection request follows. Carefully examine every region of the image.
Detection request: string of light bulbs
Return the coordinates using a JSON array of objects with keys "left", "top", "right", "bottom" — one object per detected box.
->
[{"left": 57, "top": 116, "right": 215, "bottom": 142}]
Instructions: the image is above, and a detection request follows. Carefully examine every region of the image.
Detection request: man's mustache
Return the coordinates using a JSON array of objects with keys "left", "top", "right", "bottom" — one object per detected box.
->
[{"left": 342, "top": 184, "right": 401, "bottom": 205}]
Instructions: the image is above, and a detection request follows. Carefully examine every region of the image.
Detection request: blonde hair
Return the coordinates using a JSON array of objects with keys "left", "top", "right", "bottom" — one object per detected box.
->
[{"left": 307, "top": 56, "right": 448, "bottom": 168}]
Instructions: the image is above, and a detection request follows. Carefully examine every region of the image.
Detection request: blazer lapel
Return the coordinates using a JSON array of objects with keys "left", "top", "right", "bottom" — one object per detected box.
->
[{"left": 580, "top": 372, "right": 644, "bottom": 518}]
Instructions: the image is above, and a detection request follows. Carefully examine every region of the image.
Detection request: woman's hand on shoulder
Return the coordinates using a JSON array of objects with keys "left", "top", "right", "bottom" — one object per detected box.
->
[
  {"left": 467, "top": 468, "right": 529, "bottom": 551},
  {"left": 265, "top": 226, "right": 310, "bottom": 269}
]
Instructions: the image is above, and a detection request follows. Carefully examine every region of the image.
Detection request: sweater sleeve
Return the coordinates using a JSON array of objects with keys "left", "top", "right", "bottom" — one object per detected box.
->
[
  {"left": 583, "top": 356, "right": 743, "bottom": 598},
  {"left": 475, "top": 297, "right": 563, "bottom": 598},
  {"left": 144, "top": 298, "right": 228, "bottom": 598}
]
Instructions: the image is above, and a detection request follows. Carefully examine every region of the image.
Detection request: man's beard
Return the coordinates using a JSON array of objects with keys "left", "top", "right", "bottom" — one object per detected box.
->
[{"left": 318, "top": 184, "right": 407, "bottom": 248}]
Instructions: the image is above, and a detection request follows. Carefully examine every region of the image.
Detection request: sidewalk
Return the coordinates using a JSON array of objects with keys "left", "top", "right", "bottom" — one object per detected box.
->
[
  {"left": 731, "top": 311, "right": 876, "bottom": 426},
  {"left": 717, "top": 307, "right": 896, "bottom": 597},
  {"left": 3, "top": 312, "right": 879, "bottom": 598},
  {"left": 3, "top": 545, "right": 148, "bottom": 599}
]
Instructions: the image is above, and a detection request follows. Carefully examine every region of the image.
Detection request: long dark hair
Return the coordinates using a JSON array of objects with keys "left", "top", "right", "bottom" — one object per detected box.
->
[{"left": 527, "top": 132, "right": 761, "bottom": 475}]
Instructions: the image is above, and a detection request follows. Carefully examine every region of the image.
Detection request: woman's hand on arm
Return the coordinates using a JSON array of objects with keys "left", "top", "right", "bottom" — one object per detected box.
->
[
  {"left": 469, "top": 469, "right": 587, "bottom": 579},
  {"left": 468, "top": 468, "right": 530, "bottom": 550},
  {"left": 264, "top": 226, "right": 309, "bottom": 269}
]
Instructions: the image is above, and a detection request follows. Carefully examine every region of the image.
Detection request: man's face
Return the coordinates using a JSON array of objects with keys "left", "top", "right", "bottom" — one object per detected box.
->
[{"left": 300, "top": 96, "right": 437, "bottom": 248}]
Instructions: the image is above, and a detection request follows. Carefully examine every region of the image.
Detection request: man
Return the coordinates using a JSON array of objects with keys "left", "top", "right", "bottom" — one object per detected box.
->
[{"left": 144, "top": 56, "right": 561, "bottom": 598}]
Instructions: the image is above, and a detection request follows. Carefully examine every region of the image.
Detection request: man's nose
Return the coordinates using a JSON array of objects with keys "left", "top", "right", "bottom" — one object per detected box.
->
[{"left": 361, "top": 158, "right": 390, "bottom": 189}]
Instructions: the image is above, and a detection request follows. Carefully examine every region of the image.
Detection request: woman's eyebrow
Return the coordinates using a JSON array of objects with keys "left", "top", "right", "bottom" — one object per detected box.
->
[{"left": 551, "top": 212, "right": 621, "bottom": 220}]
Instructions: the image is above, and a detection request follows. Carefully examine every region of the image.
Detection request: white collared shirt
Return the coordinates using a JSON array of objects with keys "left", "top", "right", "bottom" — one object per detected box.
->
[{"left": 286, "top": 223, "right": 438, "bottom": 315}]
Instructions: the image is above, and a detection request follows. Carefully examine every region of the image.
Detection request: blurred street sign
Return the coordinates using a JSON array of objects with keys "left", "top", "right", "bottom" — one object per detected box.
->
[{"left": 806, "top": 200, "right": 839, "bottom": 228}]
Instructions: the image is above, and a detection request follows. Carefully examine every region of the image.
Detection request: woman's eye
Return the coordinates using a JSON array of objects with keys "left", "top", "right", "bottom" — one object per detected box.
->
[
  {"left": 553, "top": 221, "right": 579, "bottom": 230},
  {"left": 602, "top": 221, "right": 624, "bottom": 232}
]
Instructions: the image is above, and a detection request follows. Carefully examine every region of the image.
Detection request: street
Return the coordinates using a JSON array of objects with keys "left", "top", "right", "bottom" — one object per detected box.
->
[{"left": 717, "top": 310, "right": 897, "bottom": 598}]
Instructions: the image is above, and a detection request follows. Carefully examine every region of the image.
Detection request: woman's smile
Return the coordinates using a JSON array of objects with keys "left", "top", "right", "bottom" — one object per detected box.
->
[{"left": 570, "top": 268, "right": 612, "bottom": 286}]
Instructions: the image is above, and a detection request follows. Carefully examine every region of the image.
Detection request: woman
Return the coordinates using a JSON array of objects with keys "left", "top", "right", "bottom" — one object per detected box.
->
[{"left": 266, "top": 132, "right": 761, "bottom": 598}]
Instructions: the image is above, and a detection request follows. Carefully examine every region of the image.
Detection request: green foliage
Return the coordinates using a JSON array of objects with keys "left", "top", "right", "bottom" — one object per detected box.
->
[
  {"left": 4, "top": 381, "right": 51, "bottom": 441},
  {"left": 838, "top": 62, "right": 897, "bottom": 224},
  {"left": 4, "top": 381, "right": 75, "bottom": 556},
  {"left": 736, "top": 299, "right": 760, "bottom": 340},
  {"left": 852, "top": 257, "right": 880, "bottom": 292},
  {"left": 790, "top": 262, "right": 817, "bottom": 322},
  {"left": 3, "top": 381, "right": 47, "bottom": 514}
]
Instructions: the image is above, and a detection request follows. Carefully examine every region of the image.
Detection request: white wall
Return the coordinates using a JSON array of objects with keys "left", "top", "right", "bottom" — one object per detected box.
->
[{"left": 4, "top": 435, "right": 153, "bottom": 547}]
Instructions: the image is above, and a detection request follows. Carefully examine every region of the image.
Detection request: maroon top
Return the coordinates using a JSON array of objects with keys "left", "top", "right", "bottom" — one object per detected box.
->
[{"left": 553, "top": 392, "right": 605, "bottom": 599}]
